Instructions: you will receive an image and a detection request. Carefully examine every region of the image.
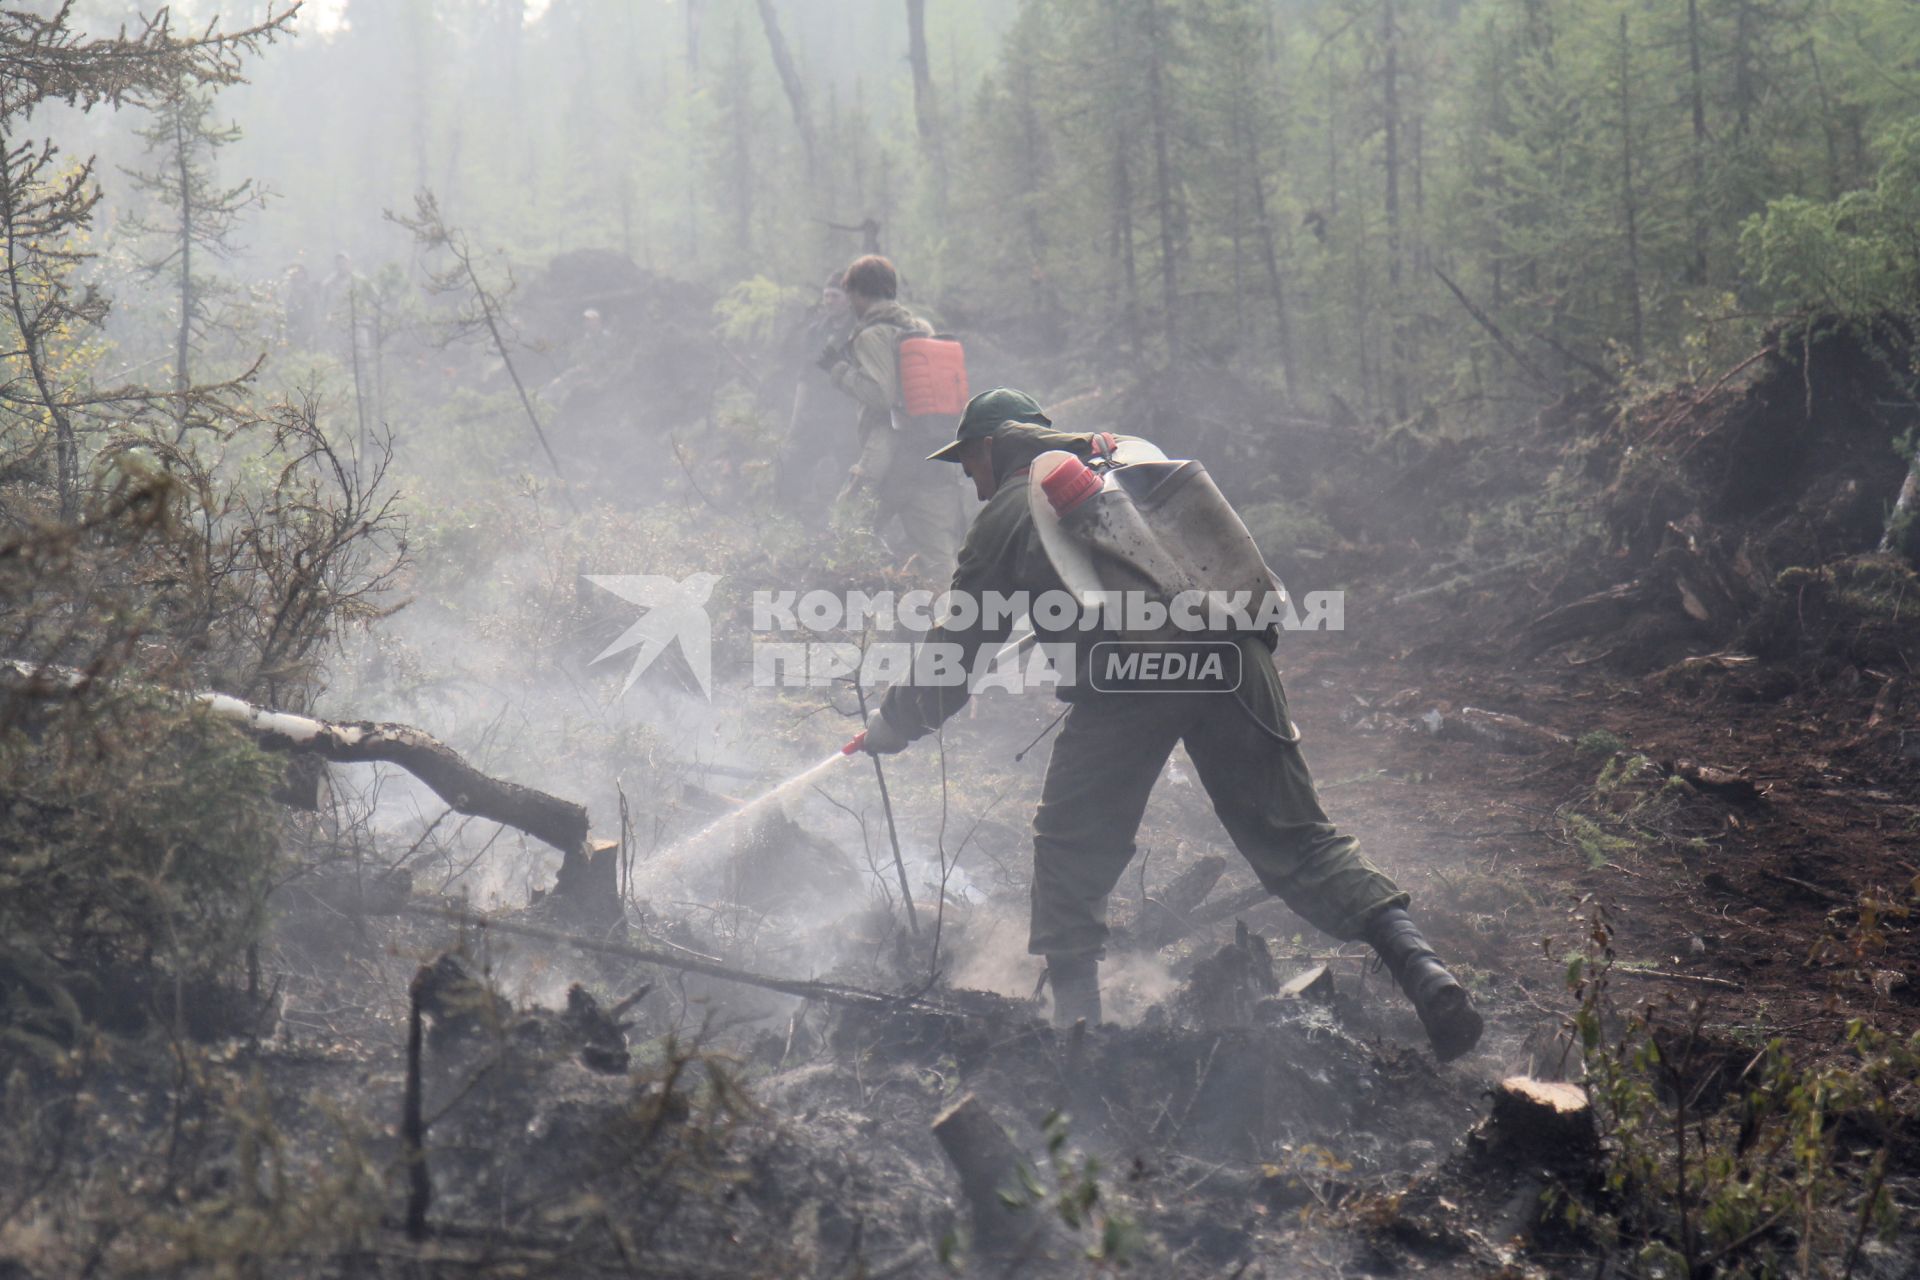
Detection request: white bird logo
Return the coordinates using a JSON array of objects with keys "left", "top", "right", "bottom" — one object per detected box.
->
[{"left": 586, "top": 572, "right": 721, "bottom": 699}]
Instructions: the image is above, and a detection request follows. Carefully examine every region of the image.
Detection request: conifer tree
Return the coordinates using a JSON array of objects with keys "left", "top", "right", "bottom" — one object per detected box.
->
[{"left": 122, "top": 77, "right": 262, "bottom": 441}]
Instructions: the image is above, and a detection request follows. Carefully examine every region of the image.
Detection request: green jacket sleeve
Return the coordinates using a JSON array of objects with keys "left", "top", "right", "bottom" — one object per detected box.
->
[
  {"left": 829, "top": 323, "right": 901, "bottom": 418},
  {"left": 878, "top": 483, "right": 1030, "bottom": 739}
]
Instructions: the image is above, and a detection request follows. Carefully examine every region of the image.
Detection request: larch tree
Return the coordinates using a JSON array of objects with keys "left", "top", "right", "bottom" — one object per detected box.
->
[
  {"left": 0, "top": 5, "right": 295, "bottom": 517},
  {"left": 122, "top": 78, "right": 262, "bottom": 441}
]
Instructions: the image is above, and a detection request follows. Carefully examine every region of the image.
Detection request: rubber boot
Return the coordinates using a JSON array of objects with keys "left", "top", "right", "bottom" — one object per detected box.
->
[
  {"left": 1047, "top": 955, "right": 1101, "bottom": 1028},
  {"left": 1363, "top": 908, "right": 1483, "bottom": 1062}
]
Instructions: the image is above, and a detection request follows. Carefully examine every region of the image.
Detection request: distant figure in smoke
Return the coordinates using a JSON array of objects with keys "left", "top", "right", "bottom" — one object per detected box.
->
[
  {"left": 858, "top": 390, "right": 1484, "bottom": 1062},
  {"left": 818, "top": 255, "right": 962, "bottom": 574},
  {"left": 321, "top": 250, "right": 356, "bottom": 313},
  {"left": 282, "top": 261, "right": 320, "bottom": 349},
  {"left": 775, "top": 274, "right": 855, "bottom": 516},
  {"left": 579, "top": 307, "right": 611, "bottom": 351}
]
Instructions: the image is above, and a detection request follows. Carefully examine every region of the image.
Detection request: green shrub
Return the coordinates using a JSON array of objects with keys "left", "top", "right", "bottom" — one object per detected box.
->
[
  {"left": 0, "top": 689, "right": 283, "bottom": 1043},
  {"left": 1565, "top": 906, "right": 1920, "bottom": 1276}
]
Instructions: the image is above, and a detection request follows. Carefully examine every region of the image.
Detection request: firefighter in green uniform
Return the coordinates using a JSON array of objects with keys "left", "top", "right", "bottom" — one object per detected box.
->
[
  {"left": 860, "top": 389, "right": 1484, "bottom": 1062},
  {"left": 819, "top": 255, "right": 961, "bottom": 573}
]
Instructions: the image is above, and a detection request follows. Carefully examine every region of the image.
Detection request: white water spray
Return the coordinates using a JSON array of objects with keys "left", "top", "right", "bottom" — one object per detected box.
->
[{"left": 629, "top": 750, "right": 852, "bottom": 892}]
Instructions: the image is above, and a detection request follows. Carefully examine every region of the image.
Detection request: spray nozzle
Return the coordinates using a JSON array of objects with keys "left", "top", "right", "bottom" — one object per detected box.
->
[{"left": 842, "top": 731, "right": 868, "bottom": 755}]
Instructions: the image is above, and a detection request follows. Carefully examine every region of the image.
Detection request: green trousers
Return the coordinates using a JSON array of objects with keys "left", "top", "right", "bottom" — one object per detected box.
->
[
  {"left": 1028, "top": 646, "right": 1408, "bottom": 958},
  {"left": 832, "top": 424, "right": 962, "bottom": 569}
]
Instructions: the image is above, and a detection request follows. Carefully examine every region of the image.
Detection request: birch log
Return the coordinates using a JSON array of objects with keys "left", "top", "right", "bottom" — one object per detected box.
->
[{"left": 2, "top": 660, "right": 589, "bottom": 858}]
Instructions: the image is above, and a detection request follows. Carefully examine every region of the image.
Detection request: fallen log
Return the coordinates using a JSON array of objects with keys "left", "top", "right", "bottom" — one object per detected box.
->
[
  {"left": 2, "top": 658, "right": 590, "bottom": 859},
  {"left": 1170, "top": 884, "right": 1271, "bottom": 935},
  {"left": 1425, "top": 706, "right": 1572, "bottom": 755},
  {"left": 200, "top": 695, "right": 590, "bottom": 857},
  {"left": 1136, "top": 855, "right": 1227, "bottom": 949},
  {"left": 406, "top": 904, "right": 962, "bottom": 1014}
]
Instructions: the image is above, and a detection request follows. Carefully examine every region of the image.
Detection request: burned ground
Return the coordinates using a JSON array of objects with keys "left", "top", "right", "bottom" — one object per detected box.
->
[{"left": 5, "top": 321, "right": 1919, "bottom": 1279}]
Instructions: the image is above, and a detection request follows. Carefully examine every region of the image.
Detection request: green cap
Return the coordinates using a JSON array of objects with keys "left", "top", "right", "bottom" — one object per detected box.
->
[{"left": 927, "top": 388, "right": 1052, "bottom": 461}]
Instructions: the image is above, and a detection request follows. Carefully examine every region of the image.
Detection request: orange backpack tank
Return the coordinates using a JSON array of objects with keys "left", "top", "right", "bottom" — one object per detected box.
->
[{"left": 896, "top": 333, "right": 969, "bottom": 420}]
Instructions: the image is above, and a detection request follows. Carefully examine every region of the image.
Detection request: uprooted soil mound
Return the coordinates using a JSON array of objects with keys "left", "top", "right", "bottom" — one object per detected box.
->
[
  {"left": 513, "top": 250, "right": 721, "bottom": 471},
  {"left": 1518, "top": 321, "right": 1919, "bottom": 677},
  {"left": 1603, "top": 321, "right": 1914, "bottom": 570}
]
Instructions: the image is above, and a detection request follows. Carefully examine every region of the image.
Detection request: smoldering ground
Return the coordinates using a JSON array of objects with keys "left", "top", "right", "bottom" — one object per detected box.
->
[{"left": 7, "top": 3, "right": 1920, "bottom": 1278}]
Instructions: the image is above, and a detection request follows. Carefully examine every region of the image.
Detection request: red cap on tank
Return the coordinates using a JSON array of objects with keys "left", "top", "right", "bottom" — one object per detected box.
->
[{"left": 1041, "top": 455, "right": 1102, "bottom": 515}]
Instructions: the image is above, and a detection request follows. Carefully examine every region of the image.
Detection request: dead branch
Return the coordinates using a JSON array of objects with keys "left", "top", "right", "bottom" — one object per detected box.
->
[
  {"left": 405, "top": 904, "right": 962, "bottom": 1014},
  {"left": 1611, "top": 968, "right": 1744, "bottom": 991},
  {"left": 1523, "top": 580, "right": 1650, "bottom": 652},
  {"left": 1433, "top": 266, "right": 1553, "bottom": 389},
  {"left": 1760, "top": 870, "right": 1852, "bottom": 906},
  {"left": 1390, "top": 552, "right": 1554, "bottom": 605},
  {"left": 403, "top": 965, "right": 432, "bottom": 1241},
  {"left": 1532, "top": 329, "right": 1622, "bottom": 388}
]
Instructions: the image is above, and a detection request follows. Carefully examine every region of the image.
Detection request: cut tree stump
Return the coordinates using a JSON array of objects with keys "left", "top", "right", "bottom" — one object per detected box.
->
[
  {"left": 932, "top": 1095, "right": 1059, "bottom": 1262},
  {"left": 1488, "top": 1077, "right": 1596, "bottom": 1162},
  {"left": 1276, "top": 964, "right": 1334, "bottom": 1004}
]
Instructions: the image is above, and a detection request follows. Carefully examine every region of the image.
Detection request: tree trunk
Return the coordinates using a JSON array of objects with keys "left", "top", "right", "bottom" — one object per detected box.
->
[
  {"left": 403, "top": 973, "right": 432, "bottom": 1240},
  {"left": 1243, "top": 111, "right": 1298, "bottom": 394},
  {"left": 1113, "top": 134, "right": 1142, "bottom": 363},
  {"left": 1881, "top": 451, "right": 1920, "bottom": 557},
  {"left": 346, "top": 277, "right": 369, "bottom": 464},
  {"left": 172, "top": 103, "right": 193, "bottom": 441},
  {"left": 1732, "top": 0, "right": 1754, "bottom": 139},
  {"left": 1617, "top": 13, "right": 1644, "bottom": 360},
  {"left": 905, "top": 0, "right": 948, "bottom": 213},
  {"left": 1143, "top": 0, "right": 1179, "bottom": 358},
  {"left": 408, "top": 0, "right": 431, "bottom": 193},
  {"left": 728, "top": 24, "right": 753, "bottom": 255},
  {"left": 1014, "top": 55, "right": 1050, "bottom": 300},
  {"left": 0, "top": 144, "right": 78, "bottom": 519},
  {"left": 1685, "top": 0, "right": 1709, "bottom": 284},
  {"left": 1382, "top": 0, "right": 1407, "bottom": 418},
  {"left": 1806, "top": 40, "right": 1843, "bottom": 198},
  {"left": 754, "top": 0, "right": 816, "bottom": 179}
]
